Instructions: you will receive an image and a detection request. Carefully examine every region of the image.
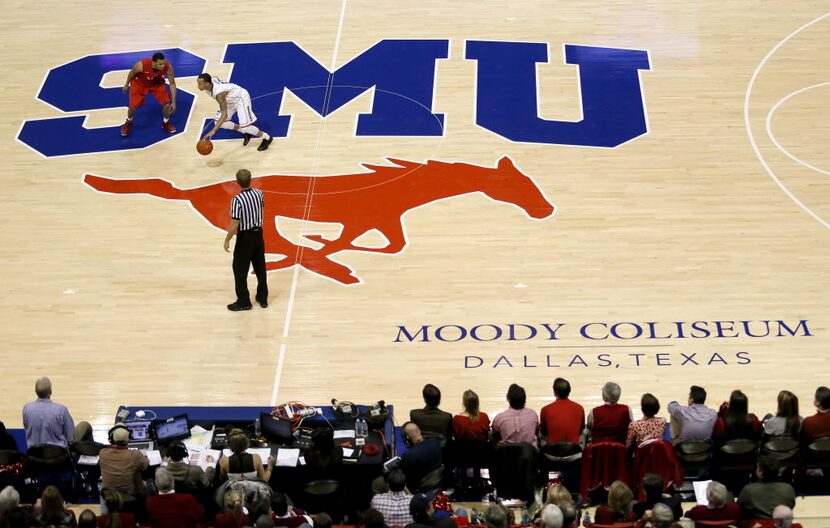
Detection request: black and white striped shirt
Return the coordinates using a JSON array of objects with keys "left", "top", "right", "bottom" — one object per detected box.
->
[{"left": 231, "top": 188, "right": 264, "bottom": 231}]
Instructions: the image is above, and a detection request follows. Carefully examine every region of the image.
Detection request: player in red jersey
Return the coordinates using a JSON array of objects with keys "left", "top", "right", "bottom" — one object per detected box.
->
[{"left": 120, "top": 52, "right": 177, "bottom": 136}]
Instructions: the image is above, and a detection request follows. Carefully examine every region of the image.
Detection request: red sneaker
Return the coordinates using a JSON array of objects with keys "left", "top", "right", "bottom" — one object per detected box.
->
[
  {"left": 162, "top": 121, "right": 177, "bottom": 134},
  {"left": 120, "top": 120, "right": 133, "bottom": 137}
]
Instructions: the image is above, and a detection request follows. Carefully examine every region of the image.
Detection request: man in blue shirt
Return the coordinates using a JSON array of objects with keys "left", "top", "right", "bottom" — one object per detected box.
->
[{"left": 22, "top": 377, "right": 76, "bottom": 448}]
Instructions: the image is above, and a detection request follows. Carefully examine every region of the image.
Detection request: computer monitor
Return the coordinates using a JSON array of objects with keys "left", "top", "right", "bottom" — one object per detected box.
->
[
  {"left": 260, "top": 412, "right": 292, "bottom": 443},
  {"left": 154, "top": 414, "right": 191, "bottom": 443},
  {"left": 124, "top": 420, "right": 153, "bottom": 442}
]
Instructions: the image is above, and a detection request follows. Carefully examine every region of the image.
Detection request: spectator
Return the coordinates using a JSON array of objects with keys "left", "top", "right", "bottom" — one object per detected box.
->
[
  {"left": 0, "top": 422, "right": 18, "bottom": 451},
  {"left": 312, "top": 513, "right": 332, "bottom": 528},
  {"left": 371, "top": 469, "right": 413, "bottom": 526},
  {"left": 22, "top": 377, "right": 79, "bottom": 448},
  {"left": 545, "top": 483, "right": 572, "bottom": 506},
  {"left": 772, "top": 505, "right": 800, "bottom": 528},
  {"left": 33, "top": 485, "right": 76, "bottom": 528},
  {"left": 406, "top": 493, "right": 454, "bottom": 528},
  {"left": 451, "top": 390, "right": 490, "bottom": 441},
  {"left": 97, "top": 489, "right": 138, "bottom": 528},
  {"left": 594, "top": 481, "right": 636, "bottom": 523},
  {"left": 410, "top": 384, "right": 453, "bottom": 443},
  {"left": 483, "top": 504, "right": 508, "bottom": 528},
  {"left": 218, "top": 429, "right": 275, "bottom": 481},
  {"left": 164, "top": 440, "right": 215, "bottom": 489},
  {"left": 491, "top": 384, "right": 539, "bottom": 446},
  {"left": 215, "top": 489, "right": 249, "bottom": 528},
  {"left": 627, "top": 394, "right": 667, "bottom": 449},
  {"left": 540, "top": 378, "right": 585, "bottom": 445},
  {"left": 540, "top": 505, "right": 563, "bottom": 528},
  {"left": 257, "top": 514, "right": 277, "bottom": 528},
  {"left": 762, "top": 391, "right": 802, "bottom": 438},
  {"left": 305, "top": 429, "right": 343, "bottom": 479},
  {"left": 684, "top": 481, "right": 740, "bottom": 521},
  {"left": 365, "top": 509, "right": 387, "bottom": 528},
  {"left": 801, "top": 386, "right": 830, "bottom": 441},
  {"left": 668, "top": 385, "right": 717, "bottom": 442},
  {"left": 0, "top": 485, "right": 30, "bottom": 528},
  {"left": 633, "top": 473, "right": 682, "bottom": 520},
  {"left": 647, "top": 503, "right": 674, "bottom": 528},
  {"left": 400, "top": 422, "right": 443, "bottom": 493},
  {"left": 77, "top": 510, "right": 97, "bottom": 528},
  {"left": 586, "top": 382, "right": 633, "bottom": 444},
  {"left": 145, "top": 468, "right": 203, "bottom": 528},
  {"left": 738, "top": 457, "right": 796, "bottom": 519},
  {"left": 99, "top": 426, "right": 150, "bottom": 501},
  {"left": 558, "top": 501, "right": 578, "bottom": 528},
  {"left": 271, "top": 491, "right": 313, "bottom": 528},
  {"left": 713, "top": 390, "right": 761, "bottom": 444}
]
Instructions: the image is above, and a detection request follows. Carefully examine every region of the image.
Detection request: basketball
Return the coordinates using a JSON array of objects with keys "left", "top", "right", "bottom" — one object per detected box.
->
[{"left": 196, "top": 139, "right": 213, "bottom": 156}]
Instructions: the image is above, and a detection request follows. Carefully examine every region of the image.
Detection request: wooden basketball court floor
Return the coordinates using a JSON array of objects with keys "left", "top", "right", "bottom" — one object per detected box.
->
[{"left": 0, "top": 1, "right": 827, "bottom": 433}]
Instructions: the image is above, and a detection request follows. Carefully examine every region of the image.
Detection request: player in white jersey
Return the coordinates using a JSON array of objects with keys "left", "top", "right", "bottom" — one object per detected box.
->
[{"left": 197, "top": 73, "right": 273, "bottom": 151}]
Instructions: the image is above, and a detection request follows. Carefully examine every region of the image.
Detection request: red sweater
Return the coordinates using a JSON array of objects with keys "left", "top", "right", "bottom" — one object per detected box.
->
[
  {"left": 802, "top": 411, "right": 830, "bottom": 441},
  {"left": 684, "top": 502, "right": 741, "bottom": 521},
  {"left": 146, "top": 493, "right": 203, "bottom": 528},
  {"left": 590, "top": 404, "right": 631, "bottom": 444},
  {"left": 540, "top": 399, "right": 585, "bottom": 443}
]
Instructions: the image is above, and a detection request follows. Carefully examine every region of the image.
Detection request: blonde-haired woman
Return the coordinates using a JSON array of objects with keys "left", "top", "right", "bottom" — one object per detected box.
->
[{"left": 451, "top": 390, "right": 490, "bottom": 441}]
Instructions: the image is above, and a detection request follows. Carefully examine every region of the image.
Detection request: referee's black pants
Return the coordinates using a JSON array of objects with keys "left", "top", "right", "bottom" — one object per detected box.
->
[{"left": 233, "top": 227, "right": 268, "bottom": 305}]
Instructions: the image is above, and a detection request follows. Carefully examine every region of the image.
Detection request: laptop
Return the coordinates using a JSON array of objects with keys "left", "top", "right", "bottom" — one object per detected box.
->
[
  {"left": 124, "top": 420, "right": 154, "bottom": 450},
  {"left": 154, "top": 414, "right": 191, "bottom": 445},
  {"left": 260, "top": 412, "right": 293, "bottom": 445}
]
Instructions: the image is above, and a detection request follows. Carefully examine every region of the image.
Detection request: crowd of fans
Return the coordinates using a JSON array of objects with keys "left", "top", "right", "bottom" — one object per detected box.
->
[{"left": 1, "top": 376, "right": 828, "bottom": 528}]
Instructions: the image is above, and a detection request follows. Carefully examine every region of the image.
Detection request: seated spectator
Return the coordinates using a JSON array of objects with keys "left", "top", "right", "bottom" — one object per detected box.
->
[
  {"left": 452, "top": 390, "right": 490, "bottom": 441},
  {"left": 642, "top": 503, "right": 674, "bottom": 528},
  {"left": 145, "top": 468, "right": 203, "bottom": 528},
  {"left": 540, "top": 378, "right": 585, "bottom": 445},
  {"left": 371, "top": 469, "right": 413, "bottom": 526},
  {"left": 97, "top": 490, "right": 138, "bottom": 528},
  {"left": 633, "top": 473, "right": 682, "bottom": 520},
  {"left": 482, "top": 504, "right": 508, "bottom": 528},
  {"left": 545, "top": 483, "right": 572, "bottom": 506},
  {"left": 215, "top": 489, "right": 249, "bottom": 528},
  {"left": 77, "top": 510, "right": 97, "bottom": 528},
  {"left": 595, "top": 480, "right": 637, "bottom": 523},
  {"left": 164, "top": 440, "right": 215, "bottom": 489},
  {"left": 762, "top": 391, "right": 802, "bottom": 438},
  {"left": 406, "top": 493, "right": 455, "bottom": 528},
  {"left": 627, "top": 394, "right": 667, "bottom": 449},
  {"left": 270, "top": 491, "right": 313, "bottom": 528},
  {"left": 801, "top": 386, "right": 830, "bottom": 441},
  {"left": 365, "top": 508, "right": 387, "bottom": 528},
  {"left": 587, "top": 382, "right": 632, "bottom": 444},
  {"left": 0, "top": 485, "right": 31, "bottom": 528},
  {"left": 305, "top": 428, "right": 343, "bottom": 479},
  {"left": 411, "top": 384, "right": 453, "bottom": 443},
  {"left": 558, "top": 501, "right": 578, "bottom": 528},
  {"left": 257, "top": 514, "right": 277, "bottom": 528},
  {"left": 33, "top": 485, "right": 76, "bottom": 528},
  {"left": 668, "top": 385, "right": 717, "bottom": 442},
  {"left": 312, "top": 513, "right": 332, "bottom": 528},
  {"left": 218, "top": 429, "right": 275, "bottom": 481},
  {"left": 401, "top": 422, "right": 443, "bottom": 493},
  {"left": 99, "top": 426, "right": 150, "bottom": 500},
  {"left": 491, "top": 383, "right": 539, "bottom": 446},
  {"left": 22, "top": 377, "right": 80, "bottom": 449},
  {"left": 684, "top": 481, "right": 740, "bottom": 521},
  {"left": 772, "top": 505, "right": 801, "bottom": 528},
  {"left": 0, "top": 422, "right": 18, "bottom": 451},
  {"left": 713, "top": 390, "right": 761, "bottom": 444},
  {"left": 738, "top": 457, "right": 796, "bottom": 519},
  {"left": 540, "top": 504, "right": 563, "bottom": 528}
]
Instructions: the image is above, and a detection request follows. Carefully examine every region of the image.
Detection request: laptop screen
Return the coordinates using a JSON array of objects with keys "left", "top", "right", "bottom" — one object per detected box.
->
[
  {"left": 155, "top": 415, "right": 191, "bottom": 443},
  {"left": 260, "top": 412, "right": 292, "bottom": 443},
  {"left": 124, "top": 420, "right": 152, "bottom": 442}
]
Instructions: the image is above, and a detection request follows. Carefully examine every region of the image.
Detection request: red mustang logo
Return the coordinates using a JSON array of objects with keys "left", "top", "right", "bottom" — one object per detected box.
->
[{"left": 84, "top": 156, "right": 555, "bottom": 285}]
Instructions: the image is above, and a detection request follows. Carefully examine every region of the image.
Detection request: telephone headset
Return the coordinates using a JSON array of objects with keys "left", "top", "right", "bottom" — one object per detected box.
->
[
  {"left": 400, "top": 421, "right": 415, "bottom": 448},
  {"left": 167, "top": 440, "right": 193, "bottom": 481},
  {"left": 366, "top": 400, "right": 389, "bottom": 426},
  {"left": 331, "top": 398, "right": 359, "bottom": 419},
  {"left": 108, "top": 423, "right": 131, "bottom": 444}
]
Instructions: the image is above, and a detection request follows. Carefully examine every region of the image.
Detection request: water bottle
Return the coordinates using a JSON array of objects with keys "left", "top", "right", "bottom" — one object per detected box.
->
[
  {"left": 470, "top": 508, "right": 479, "bottom": 525},
  {"left": 521, "top": 507, "right": 530, "bottom": 525},
  {"left": 361, "top": 419, "right": 369, "bottom": 438},
  {"left": 582, "top": 511, "right": 592, "bottom": 527}
]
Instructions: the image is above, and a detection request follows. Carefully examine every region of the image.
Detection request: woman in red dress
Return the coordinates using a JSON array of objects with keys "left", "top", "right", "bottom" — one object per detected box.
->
[{"left": 451, "top": 390, "right": 490, "bottom": 441}]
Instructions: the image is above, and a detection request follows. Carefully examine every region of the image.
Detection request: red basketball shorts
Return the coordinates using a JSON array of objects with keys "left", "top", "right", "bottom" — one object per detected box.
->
[{"left": 129, "top": 81, "right": 171, "bottom": 109}]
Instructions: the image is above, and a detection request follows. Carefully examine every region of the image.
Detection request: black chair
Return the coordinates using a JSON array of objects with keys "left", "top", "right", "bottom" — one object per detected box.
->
[
  {"left": 491, "top": 442, "right": 539, "bottom": 504},
  {"left": 799, "top": 436, "right": 830, "bottom": 492},
  {"left": 302, "top": 479, "right": 342, "bottom": 521},
  {"left": 761, "top": 436, "right": 799, "bottom": 483},
  {"left": 713, "top": 439, "right": 757, "bottom": 495},
  {"left": 673, "top": 440, "right": 712, "bottom": 501},
  {"left": 70, "top": 441, "right": 104, "bottom": 502},
  {"left": 27, "top": 445, "right": 76, "bottom": 500},
  {"left": 0, "top": 449, "right": 28, "bottom": 490},
  {"left": 540, "top": 441, "right": 582, "bottom": 494},
  {"left": 451, "top": 439, "right": 494, "bottom": 500}
]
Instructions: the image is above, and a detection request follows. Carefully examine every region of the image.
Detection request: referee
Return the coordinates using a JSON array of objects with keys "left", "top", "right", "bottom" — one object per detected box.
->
[{"left": 223, "top": 169, "right": 268, "bottom": 311}]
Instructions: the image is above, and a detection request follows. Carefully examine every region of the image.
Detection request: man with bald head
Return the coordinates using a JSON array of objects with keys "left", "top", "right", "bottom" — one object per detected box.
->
[
  {"left": 400, "top": 422, "right": 442, "bottom": 493},
  {"left": 22, "top": 377, "right": 77, "bottom": 448}
]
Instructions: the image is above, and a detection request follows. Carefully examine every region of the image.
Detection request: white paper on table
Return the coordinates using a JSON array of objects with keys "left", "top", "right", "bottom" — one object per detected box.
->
[
  {"left": 342, "top": 448, "right": 355, "bottom": 458},
  {"left": 333, "top": 430, "right": 355, "bottom": 439},
  {"left": 77, "top": 455, "right": 99, "bottom": 465},
  {"left": 189, "top": 449, "right": 221, "bottom": 471},
  {"left": 249, "top": 448, "right": 272, "bottom": 461},
  {"left": 184, "top": 426, "right": 214, "bottom": 451},
  {"left": 298, "top": 456, "right": 306, "bottom": 466},
  {"left": 693, "top": 480, "right": 712, "bottom": 505},
  {"left": 144, "top": 450, "right": 163, "bottom": 466},
  {"left": 275, "top": 448, "right": 300, "bottom": 467},
  {"left": 92, "top": 427, "right": 111, "bottom": 445}
]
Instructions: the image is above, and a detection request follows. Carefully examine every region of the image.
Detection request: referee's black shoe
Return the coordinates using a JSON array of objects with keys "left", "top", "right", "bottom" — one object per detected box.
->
[
  {"left": 227, "top": 301, "right": 253, "bottom": 311},
  {"left": 257, "top": 137, "right": 273, "bottom": 151},
  {"left": 242, "top": 133, "right": 253, "bottom": 146},
  {"left": 255, "top": 295, "right": 268, "bottom": 308}
]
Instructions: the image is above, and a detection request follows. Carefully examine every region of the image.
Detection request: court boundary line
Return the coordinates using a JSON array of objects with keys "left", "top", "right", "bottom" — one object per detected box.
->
[
  {"left": 765, "top": 81, "right": 830, "bottom": 177},
  {"left": 744, "top": 12, "right": 830, "bottom": 230}
]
